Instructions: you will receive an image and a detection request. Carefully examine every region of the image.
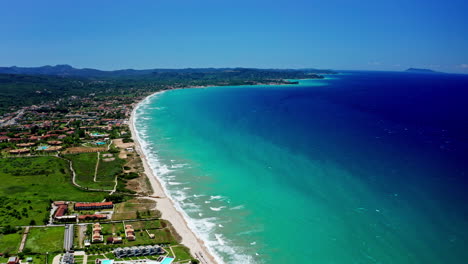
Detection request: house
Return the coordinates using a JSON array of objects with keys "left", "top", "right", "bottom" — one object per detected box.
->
[
  {"left": 125, "top": 224, "right": 135, "bottom": 241},
  {"left": 16, "top": 142, "right": 36, "bottom": 147},
  {"left": 92, "top": 223, "right": 103, "bottom": 243},
  {"left": 93, "top": 223, "right": 102, "bottom": 232},
  {"left": 107, "top": 236, "right": 123, "bottom": 244},
  {"left": 44, "top": 146, "right": 62, "bottom": 152},
  {"left": 74, "top": 202, "right": 113, "bottom": 210},
  {"left": 47, "top": 140, "right": 63, "bottom": 145},
  {"left": 92, "top": 232, "right": 103, "bottom": 243},
  {"left": 7, "top": 257, "right": 19, "bottom": 264},
  {"left": 9, "top": 148, "right": 30, "bottom": 155}
]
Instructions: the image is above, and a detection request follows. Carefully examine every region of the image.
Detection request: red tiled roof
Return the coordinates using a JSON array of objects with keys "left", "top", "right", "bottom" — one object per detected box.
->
[
  {"left": 55, "top": 205, "right": 67, "bottom": 218},
  {"left": 75, "top": 202, "right": 113, "bottom": 208},
  {"left": 78, "top": 214, "right": 107, "bottom": 220}
]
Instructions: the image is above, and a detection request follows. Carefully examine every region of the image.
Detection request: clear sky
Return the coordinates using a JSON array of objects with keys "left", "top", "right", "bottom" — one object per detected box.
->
[{"left": 1, "top": 0, "right": 467, "bottom": 73}]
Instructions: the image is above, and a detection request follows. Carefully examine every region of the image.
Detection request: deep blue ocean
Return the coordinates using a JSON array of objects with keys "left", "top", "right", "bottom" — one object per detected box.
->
[{"left": 135, "top": 71, "right": 468, "bottom": 263}]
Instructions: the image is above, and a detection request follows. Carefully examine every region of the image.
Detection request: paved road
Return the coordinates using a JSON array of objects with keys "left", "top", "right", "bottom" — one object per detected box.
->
[
  {"left": 64, "top": 224, "right": 74, "bottom": 251},
  {"left": 0, "top": 109, "right": 24, "bottom": 127}
]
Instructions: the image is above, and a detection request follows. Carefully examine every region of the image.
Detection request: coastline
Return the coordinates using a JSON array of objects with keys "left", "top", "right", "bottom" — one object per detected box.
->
[{"left": 129, "top": 90, "right": 218, "bottom": 264}]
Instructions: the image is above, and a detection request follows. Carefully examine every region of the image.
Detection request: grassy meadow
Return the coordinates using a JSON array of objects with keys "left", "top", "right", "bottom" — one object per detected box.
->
[
  {"left": 65, "top": 152, "right": 124, "bottom": 190},
  {"left": 24, "top": 226, "right": 64, "bottom": 253},
  {"left": 0, "top": 230, "right": 22, "bottom": 254},
  {"left": 0, "top": 156, "right": 106, "bottom": 226}
]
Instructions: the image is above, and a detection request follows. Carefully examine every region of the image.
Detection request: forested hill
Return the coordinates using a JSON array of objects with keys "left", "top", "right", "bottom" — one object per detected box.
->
[
  {"left": 0, "top": 64, "right": 336, "bottom": 78},
  {"left": 0, "top": 67, "right": 337, "bottom": 114}
]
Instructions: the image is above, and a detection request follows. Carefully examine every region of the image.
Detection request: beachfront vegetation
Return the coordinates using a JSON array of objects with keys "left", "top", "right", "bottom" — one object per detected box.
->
[
  {"left": 0, "top": 157, "right": 107, "bottom": 226},
  {"left": 112, "top": 199, "right": 160, "bottom": 220},
  {"left": 96, "top": 153, "right": 125, "bottom": 183},
  {"left": 171, "top": 245, "right": 192, "bottom": 262}
]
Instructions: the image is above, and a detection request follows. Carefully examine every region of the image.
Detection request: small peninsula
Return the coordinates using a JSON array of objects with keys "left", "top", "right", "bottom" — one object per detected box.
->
[{"left": 405, "top": 68, "right": 439, "bottom": 73}]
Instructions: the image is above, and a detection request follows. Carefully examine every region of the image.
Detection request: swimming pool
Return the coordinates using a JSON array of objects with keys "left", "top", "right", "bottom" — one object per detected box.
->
[
  {"left": 95, "top": 141, "right": 106, "bottom": 145},
  {"left": 160, "top": 257, "right": 174, "bottom": 264},
  {"left": 37, "top": 146, "right": 49, "bottom": 150}
]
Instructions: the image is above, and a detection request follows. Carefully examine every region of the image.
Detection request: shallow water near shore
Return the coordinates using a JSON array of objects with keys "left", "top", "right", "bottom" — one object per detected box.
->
[{"left": 135, "top": 71, "right": 468, "bottom": 264}]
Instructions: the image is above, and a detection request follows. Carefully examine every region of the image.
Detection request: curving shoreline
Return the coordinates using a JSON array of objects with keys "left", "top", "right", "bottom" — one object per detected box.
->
[{"left": 130, "top": 90, "right": 218, "bottom": 264}]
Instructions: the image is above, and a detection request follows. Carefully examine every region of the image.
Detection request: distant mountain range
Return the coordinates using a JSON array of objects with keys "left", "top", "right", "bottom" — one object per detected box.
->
[
  {"left": 0, "top": 64, "right": 336, "bottom": 78},
  {"left": 405, "top": 68, "right": 441, "bottom": 73}
]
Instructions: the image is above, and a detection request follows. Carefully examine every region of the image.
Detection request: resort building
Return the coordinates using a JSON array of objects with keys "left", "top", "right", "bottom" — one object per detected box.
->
[
  {"left": 113, "top": 245, "right": 166, "bottom": 258},
  {"left": 60, "top": 253, "right": 75, "bottom": 264},
  {"left": 55, "top": 204, "right": 68, "bottom": 218},
  {"left": 9, "top": 148, "right": 30, "bottom": 154},
  {"left": 107, "top": 236, "right": 123, "bottom": 244},
  {"left": 78, "top": 214, "right": 107, "bottom": 221},
  {"left": 92, "top": 223, "right": 103, "bottom": 243},
  {"left": 124, "top": 224, "right": 135, "bottom": 241},
  {"left": 74, "top": 202, "right": 113, "bottom": 210}
]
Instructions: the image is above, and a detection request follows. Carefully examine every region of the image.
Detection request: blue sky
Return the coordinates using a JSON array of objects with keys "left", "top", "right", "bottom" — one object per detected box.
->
[{"left": 1, "top": 0, "right": 467, "bottom": 73}]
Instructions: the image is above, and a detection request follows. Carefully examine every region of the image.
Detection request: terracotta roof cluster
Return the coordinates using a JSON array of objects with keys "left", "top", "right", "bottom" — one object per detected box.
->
[
  {"left": 78, "top": 214, "right": 107, "bottom": 220},
  {"left": 75, "top": 201, "right": 113, "bottom": 208}
]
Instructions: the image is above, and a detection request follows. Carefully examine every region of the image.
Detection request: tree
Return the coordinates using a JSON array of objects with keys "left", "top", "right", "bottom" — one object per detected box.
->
[{"left": 29, "top": 219, "right": 36, "bottom": 225}]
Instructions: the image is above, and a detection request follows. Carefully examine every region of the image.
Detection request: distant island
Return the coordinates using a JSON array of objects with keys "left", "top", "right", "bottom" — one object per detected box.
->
[{"left": 405, "top": 68, "right": 440, "bottom": 73}]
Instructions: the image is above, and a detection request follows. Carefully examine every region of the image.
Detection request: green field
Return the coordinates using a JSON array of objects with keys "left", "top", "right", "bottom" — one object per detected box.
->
[
  {"left": 65, "top": 152, "right": 124, "bottom": 190},
  {"left": 21, "top": 255, "right": 46, "bottom": 264},
  {"left": 96, "top": 153, "right": 125, "bottom": 184},
  {"left": 65, "top": 153, "right": 98, "bottom": 188},
  {"left": 0, "top": 230, "right": 22, "bottom": 254},
  {"left": 0, "top": 157, "right": 107, "bottom": 226},
  {"left": 171, "top": 245, "right": 192, "bottom": 262},
  {"left": 24, "top": 227, "right": 64, "bottom": 253}
]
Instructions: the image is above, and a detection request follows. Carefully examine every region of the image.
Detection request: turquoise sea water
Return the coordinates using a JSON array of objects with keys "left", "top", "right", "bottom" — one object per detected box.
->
[{"left": 134, "top": 72, "right": 468, "bottom": 264}]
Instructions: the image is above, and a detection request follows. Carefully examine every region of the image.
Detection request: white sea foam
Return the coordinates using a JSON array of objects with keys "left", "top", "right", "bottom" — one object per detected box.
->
[
  {"left": 215, "top": 234, "right": 225, "bottom": 245},
  {"left": 230, "top": 205, "right": 245, "bottom": 210},
  {"left": 171, "top": 163, "right": 188, "bottom": 169},
  {"left": 134, "top": 92, "right": 257, "bottom": 264},
  {"left": 210, "top": 206, "right": 226, "bottom": 211},
  {"left": 210, "top": 195, "right": 224, "bottom": 200}
]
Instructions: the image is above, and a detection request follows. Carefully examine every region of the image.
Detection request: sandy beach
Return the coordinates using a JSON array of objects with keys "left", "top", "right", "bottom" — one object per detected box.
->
[{"left": 129, "top": 91, "right": 217, "bottom": 264}]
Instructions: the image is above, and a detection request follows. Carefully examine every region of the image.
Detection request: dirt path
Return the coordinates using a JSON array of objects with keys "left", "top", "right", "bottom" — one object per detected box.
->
[
  {"left": 18, "top": 226, "right": 29, "bottom": 252},
  {"left": 93, "top": 152, "right": 100, "bottom": 182},
  {"left": 58, "top": 156, "right": 113, "bottom": 192},
  {"left": 78, "top": 225, "right": 86, "bottom": 248}
]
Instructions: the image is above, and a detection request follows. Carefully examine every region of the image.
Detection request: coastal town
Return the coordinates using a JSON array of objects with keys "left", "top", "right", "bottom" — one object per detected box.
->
[
  {"left": 0, "top": 65, "right": 335, "bottom": 264},
  {"left": 0, "top": 90, "right": 210, "bottom": 264}
]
